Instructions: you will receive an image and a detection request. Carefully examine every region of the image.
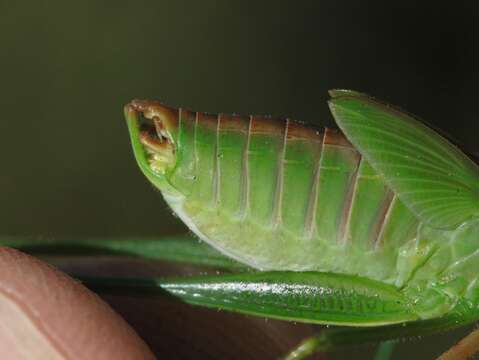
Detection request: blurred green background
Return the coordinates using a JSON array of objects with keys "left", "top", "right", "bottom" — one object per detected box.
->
[{"left": 1, "top": 1, "right": 478, "bottom": 359}]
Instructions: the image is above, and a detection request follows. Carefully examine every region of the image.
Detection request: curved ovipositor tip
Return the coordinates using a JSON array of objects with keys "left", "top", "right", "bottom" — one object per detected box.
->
[
  {"left": 124, "top": 100, "right": 179, "bottom": 194},
  {"left": 128, "top": 99, "right": 179, "bottom": 146}
]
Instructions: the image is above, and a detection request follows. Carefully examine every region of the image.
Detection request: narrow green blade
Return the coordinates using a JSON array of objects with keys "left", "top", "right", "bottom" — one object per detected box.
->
[
  {"left": 329, "top": 91, "right": 479, "bottom": 229},
  {"left": 81, "top": 271, "right": 417, "bottom": 326},
  {"left": 0, "top": 236, "right": 246, "bottom": 271},
  {"left": 374, "top": 340, "right": 397, "bottom": 360}
]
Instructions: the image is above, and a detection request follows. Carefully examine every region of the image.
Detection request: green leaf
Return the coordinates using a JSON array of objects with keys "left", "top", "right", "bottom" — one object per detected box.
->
[
  {"left": 329, "top": 91, "right": 479, "bottom": 229},
  {"left": 80, "top": 271, "right": 418, "bottom": 326},
  {"left": 0, "top": 236, "right": 246, "bottom": 271}
]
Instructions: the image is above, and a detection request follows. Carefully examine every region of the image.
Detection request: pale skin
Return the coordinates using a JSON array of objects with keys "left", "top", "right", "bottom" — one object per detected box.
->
[{"left": 0, "top": 247, "right": 155, "bottom": 360}]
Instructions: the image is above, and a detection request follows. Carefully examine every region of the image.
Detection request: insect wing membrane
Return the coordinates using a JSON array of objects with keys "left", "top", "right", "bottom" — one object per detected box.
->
[{"left": 329, "top": 93, "right": 479, "bottom": 230}]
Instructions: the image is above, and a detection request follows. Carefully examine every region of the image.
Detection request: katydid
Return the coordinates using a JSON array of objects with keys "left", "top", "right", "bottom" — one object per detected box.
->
[
  {"left": 119, "top": 90, "right": 479, "bottom": 359},
  {"left": 5, "top": 90, "right": 477, "bottom": 359}
]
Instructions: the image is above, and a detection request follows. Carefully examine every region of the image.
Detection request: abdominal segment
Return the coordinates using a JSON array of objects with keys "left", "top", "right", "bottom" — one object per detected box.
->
[{"left": 166, "top": 109, "right": 420, "bottom": 283}]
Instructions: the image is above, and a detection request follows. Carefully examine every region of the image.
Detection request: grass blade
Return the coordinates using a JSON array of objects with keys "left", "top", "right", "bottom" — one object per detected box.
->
[{"left": 0, "top": 236, "right": 247, "bottom": 271}]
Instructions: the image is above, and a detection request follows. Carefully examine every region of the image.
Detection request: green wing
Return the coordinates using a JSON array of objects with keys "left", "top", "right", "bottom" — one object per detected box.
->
[{"left": 329, "top": 90, "right": 479, "bottom": 230}]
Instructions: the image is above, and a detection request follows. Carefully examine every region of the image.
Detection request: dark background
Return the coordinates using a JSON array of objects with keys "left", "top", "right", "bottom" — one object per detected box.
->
[{"left": 1, "top": 1, "right": 478, "bottom": 359}]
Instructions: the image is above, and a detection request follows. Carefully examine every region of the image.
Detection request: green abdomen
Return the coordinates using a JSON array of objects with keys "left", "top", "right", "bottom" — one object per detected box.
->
[{"left": 166, "top": 109, "right": 422, "bottom": 284}]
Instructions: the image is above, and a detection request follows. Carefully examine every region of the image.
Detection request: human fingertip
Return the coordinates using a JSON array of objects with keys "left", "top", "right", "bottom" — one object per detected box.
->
[{"left": 0, "top": 247, "right": 155, "bottom": 360}]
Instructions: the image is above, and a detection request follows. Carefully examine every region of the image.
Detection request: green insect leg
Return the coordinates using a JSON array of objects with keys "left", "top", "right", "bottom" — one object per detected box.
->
[
  {"left": 374, "top": 340, "right": 397, "bottom": 360},
  {"left": 282, "top": 329, "right": 399, "bottom": 360},
  {"left": 282, "top": 312, "right": 478, "bottom": 360}
]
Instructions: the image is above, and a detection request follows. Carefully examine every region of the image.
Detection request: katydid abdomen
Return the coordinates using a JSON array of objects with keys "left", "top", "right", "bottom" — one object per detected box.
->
[
  {"left": 125, "top": 91, "right": 479, "bottom": 321},
  {"left": 172, "top": 110, "right": 419, "bottom": 282}
]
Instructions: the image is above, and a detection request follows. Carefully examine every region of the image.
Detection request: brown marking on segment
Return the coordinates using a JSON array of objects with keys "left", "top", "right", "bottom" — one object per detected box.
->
[
  {"left": 196, "top": 111, "right": 218, "bottom": 130},
  {"left": 179, "top": 108, "right": 197, "bottom": 130},
  {"left": 337, "top": 145, "right": 362, "bottom": 246},
  {"left": 286, "top": 121, "right": 323, "bottom": 143},
  {"left": 218, "top": 114, "right": 250, "bottom": 133},
  {"left": 372, "top": 192, "right": 396, "bottom": 250},
  {"left": 304, "top": 131, "right": 325, "bottom": 239},
  {"left": 250, "top": 116, "right": 287, "bottom": 136},
  {"left": 323, "top": 127, "right": 355, "bottom": 148},
  {"left": 128, "top": 101, "right": 352, "bottom": 152},
  {"left": 321, "top": 127, "right": 362, "bottom": 245}
]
